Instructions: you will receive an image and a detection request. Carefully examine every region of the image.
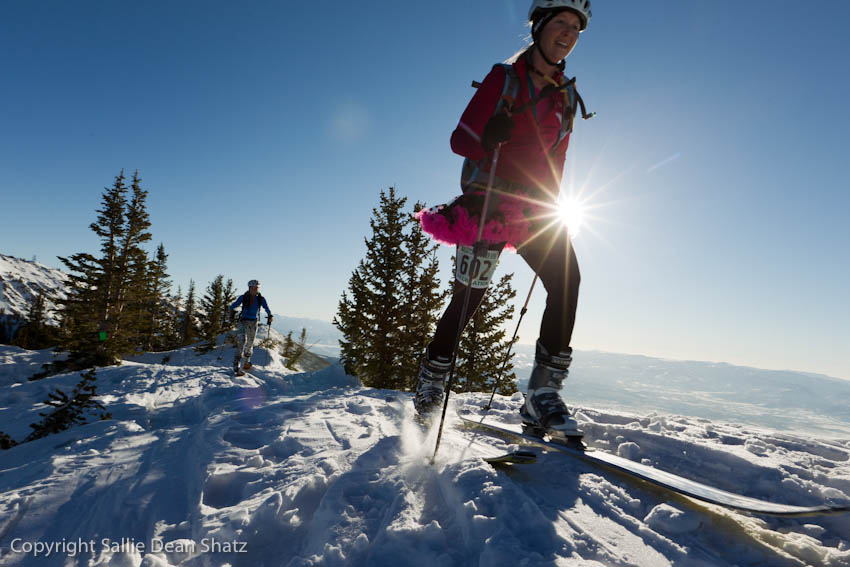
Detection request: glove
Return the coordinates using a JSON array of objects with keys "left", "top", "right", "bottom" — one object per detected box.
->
[
  {"left": 266, "top": 314, "right": 273, "bottom": 325},
  {"left": 481, "top": 113, "right": 514, "bottom": 152},
  {"left": 229, "top": 310, "right": 237, "bottom": 323}
]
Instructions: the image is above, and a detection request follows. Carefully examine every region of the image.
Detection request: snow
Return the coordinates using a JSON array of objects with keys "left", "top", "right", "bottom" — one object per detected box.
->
[
  {"left": 0, "top": 253, "right": 67, "bottom": 324},
  {"left": 1, "top": 343, "right": 849, "bottom": 566}
]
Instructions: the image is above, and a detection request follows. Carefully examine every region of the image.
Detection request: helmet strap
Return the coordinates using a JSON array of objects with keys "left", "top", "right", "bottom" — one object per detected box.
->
[{"left": 530, "top": 45, "right": 565, "bottom": 74}]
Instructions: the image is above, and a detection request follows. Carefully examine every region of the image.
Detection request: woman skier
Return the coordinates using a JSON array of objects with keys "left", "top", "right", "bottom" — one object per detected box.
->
[{"left": 414, "top": 0, "right": 593, "bottom": 441}]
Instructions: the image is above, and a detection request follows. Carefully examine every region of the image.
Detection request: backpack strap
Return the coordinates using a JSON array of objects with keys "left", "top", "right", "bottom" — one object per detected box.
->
[
  {"left": 552, "top": 79, "right": 577, "bottom": 153},
  {"left": 461, "top": 64, "right": 520, "bottom": 191}
]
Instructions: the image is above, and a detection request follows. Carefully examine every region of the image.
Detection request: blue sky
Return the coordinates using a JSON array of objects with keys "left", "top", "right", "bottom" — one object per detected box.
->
[{"left": 2, "top": 1, "right": 848, "bottom": 380}]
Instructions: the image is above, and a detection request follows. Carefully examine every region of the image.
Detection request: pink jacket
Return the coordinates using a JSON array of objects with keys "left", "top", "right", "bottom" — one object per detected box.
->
[{"left": 450, "top": 54, "right": 572, "bottom": 200}]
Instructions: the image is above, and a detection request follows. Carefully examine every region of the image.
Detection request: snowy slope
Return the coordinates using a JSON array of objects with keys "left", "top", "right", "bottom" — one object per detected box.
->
[
  {"left": 0, "top": 253, "right": 67, "bottom": 325},
  {"left": 1, "top": 344, "right": 849, "bottom": 566},
  {"left": 265, "top": 316, "right": 850, "bottom": 438}
]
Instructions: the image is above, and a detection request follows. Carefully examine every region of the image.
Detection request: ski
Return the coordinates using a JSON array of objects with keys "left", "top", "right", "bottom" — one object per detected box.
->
[
  {"left": 482, "top": 449, "right": 537, "bottom": 465},
  {"left": 457, "top": 412, "right": 850, "bottom": 517}
]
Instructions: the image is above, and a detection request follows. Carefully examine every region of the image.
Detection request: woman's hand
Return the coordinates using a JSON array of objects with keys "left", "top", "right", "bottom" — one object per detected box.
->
[{"left": 481, "top": 113, "right": 514, "bottom": 151}]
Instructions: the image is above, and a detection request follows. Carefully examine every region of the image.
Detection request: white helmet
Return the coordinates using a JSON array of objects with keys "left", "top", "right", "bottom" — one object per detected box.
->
[{"left": 528, "top": 0, "right": 591, "bottom": 31}]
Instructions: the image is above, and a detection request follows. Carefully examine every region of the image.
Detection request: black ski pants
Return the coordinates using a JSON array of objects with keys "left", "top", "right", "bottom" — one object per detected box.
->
[{"left": 429, "top": 223, "right": 580, "bottom": 360}]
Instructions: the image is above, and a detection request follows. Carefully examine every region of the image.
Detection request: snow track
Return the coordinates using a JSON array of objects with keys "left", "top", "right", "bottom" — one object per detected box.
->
[{"left": 1, "top": 344, "right": 848, "bottom": 566}]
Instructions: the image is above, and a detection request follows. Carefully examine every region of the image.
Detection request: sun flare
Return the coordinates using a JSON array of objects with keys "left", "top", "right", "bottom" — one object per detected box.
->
[{"left": 557, "top": 194, "right": 587, "bottom": 236}]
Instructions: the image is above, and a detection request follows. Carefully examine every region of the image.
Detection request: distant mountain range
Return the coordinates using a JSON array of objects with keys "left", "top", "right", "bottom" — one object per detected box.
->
[
  {"left": 3, "top": 253, "right": 849, "bottom": 436},
  {"left": 0, "top": 254, "right": 67, "bottom": 322},
  {"left": 270, "top": 315, "right": 343, "bottom": 358},
  {"left": 0, "top": 254, "right": 68, "bottom": 341}
]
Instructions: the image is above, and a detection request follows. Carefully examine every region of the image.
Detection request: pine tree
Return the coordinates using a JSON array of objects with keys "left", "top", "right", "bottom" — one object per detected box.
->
[
  {"left": 282, "top": 331, "right": 295, "bottom": 361},
  {"left": 0, "top": 430, "right": 16, "bottom": 450},
  {"left": 223, "top": 279, "right": 236, "bottom": 312},
  {"left": 12, "top": 291, "right": 58, "bottom": 349},
  {"left": 221, "top": 279, "right": 237, "bottom": 346},
  {"left": 453, "top": 272, "right": 519, "bottom": 395},
  {"left": 110, "top": 171, "right": 153, "bottom": 355},
  {"left": 164, "top": 286, "right": 183, "bottom": 350},
  {"left": 397, "top": 202, "right": 449, "bottom": 390},
  {"left": 198, "top": 275, "right": 227, "bottom": 352},
  {"left": 58, "top": 171, "right": 129, "bottom": 366},
  {"left": 180, "top": 280, "right": 199, "bottom": 346},
  {"left": 56, "top": 170, "right": 154, "bottom": 366},
  {"left": 283, "top": 328, "right": 308, "bottom": 370},
  {"left": 334, "top": 187, "right": 446, "bottom": 389},
  {"left": 122, "top": 248, "right": 150, "bottom": 353},
  {"left": 143, "top": 244, "right": 172, "bottom": 351},
  {"left": 23, "top": 369, "right": 111, "bottom": 443}
]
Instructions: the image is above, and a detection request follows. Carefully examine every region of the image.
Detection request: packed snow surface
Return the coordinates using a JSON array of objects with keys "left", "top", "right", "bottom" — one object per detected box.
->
[{"left": 1, "top": 344, "right": 849, "bottom": 567}]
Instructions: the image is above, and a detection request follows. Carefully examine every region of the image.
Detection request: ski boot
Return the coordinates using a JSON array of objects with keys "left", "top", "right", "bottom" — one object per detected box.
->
[
  {"left": 243, "top": 361, "right": 253, "bottom": 371},
  {"left": 413, "top": 348, "right": 451, "bottom": 424},
  {"left": 520, "top": 341, "right": 584, "bottom": 447},
  {"left": 234, "top": 355, "right": 246, "bottom": 377}
]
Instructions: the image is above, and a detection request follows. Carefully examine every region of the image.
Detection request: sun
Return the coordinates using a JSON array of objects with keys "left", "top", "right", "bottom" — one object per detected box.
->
[{"left": 557, "top": 194, "right": 587, "bottom": 236}]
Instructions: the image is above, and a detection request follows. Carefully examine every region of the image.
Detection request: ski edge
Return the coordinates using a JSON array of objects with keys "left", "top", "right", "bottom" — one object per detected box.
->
[{"left": 458, "top": 412, "right": 850, "bottom": 517}]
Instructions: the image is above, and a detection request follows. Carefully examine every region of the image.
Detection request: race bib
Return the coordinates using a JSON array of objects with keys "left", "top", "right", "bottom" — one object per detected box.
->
[{"left": 455, "top": 245, "right": 501, "bottom": 289}]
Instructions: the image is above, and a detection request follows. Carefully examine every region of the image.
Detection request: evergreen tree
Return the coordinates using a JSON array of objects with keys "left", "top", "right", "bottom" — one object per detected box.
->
[
  {"left": 221, "top": 279, "right": 237, "bottom": 346},
  {"left": 165, "top": 286, "right": 184, "bottom": 350},
  {"left": 453, "top": 272, "right": 519, "bottom": 395},
  {"left": 179, "top": 280, "right": 199, "bottom": 346},
  {"left": 57, "top": 170, "right": 153, "bottom": 366},
  {"left": 23, "top": 369, "right": 111, "bottom": 443},
  {"left": 198, "top": 275, "right": 227, "bottom": 352},
  {"left": 143, "top": 244, "right": 172, "bottom": 351},
  {"left": 122, "top": 247, "right": 150, "bottom": 353},
  {"left": 58, "top": 171, "right": 130, "bottom": 366},
  {"left": 111, "top": 171, "right": 153, "bottom": 354},
  {"left": 0, "top": 430, "right": 15, "bottom": 450},
  {"left": 334, "top": 187, "right": 446, "bottom": 389},
  {"left": 282, "top": 331, "right": 294, "bottom": 361},
  {"left": 12, "top": 291, "right": 58, "bottom": 349},
  {"left": 2, "top": 369, "right": 112, "bottom": 449},
  {"left": 283, "top": 328, "right": 308, "bottom": 370},
  {"left": 223, "top": 278, "right": 236, "bottom": 311},
  {"left": 397, "top": 202, "right": 449, "bottom": 390}
]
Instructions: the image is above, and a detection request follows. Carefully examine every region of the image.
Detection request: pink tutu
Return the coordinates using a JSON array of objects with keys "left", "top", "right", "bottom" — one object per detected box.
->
[{"left": 416, "top": 191, "right": 553, "bottom": 250}]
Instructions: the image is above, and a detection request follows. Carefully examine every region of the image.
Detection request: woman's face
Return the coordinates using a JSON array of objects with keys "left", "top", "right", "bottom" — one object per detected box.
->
[{"left": 539, "top": 10, "right": 581, "bottom": 61}]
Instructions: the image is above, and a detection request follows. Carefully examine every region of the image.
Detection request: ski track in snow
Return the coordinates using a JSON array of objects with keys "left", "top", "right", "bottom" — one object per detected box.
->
[{"left": 1, "top": 344, "right": 849, "bottom": 567}]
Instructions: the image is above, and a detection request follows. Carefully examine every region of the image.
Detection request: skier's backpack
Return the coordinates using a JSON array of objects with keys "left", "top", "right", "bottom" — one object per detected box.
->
[
  {"left": 238, "top": 292, "right": 263, "bottom": 318},
  {"left": 460, "top": 62, "right": 591, "bottom": 191}
]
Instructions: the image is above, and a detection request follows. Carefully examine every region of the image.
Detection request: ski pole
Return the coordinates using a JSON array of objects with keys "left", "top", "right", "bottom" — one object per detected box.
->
[
  {"left": 483, "top": 273, "right": 538, "bottom": 411},
  {"left": 265, "top": 316, "right": 272, "bottom": 367},
  {"left": 431, "top": 143, "right": 503, "bottom": 465}
]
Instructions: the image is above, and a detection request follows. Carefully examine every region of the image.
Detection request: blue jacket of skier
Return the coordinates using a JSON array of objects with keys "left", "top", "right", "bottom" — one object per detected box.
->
[{"left": 231, "top": 293, "right": 271, "bottom": 321}]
